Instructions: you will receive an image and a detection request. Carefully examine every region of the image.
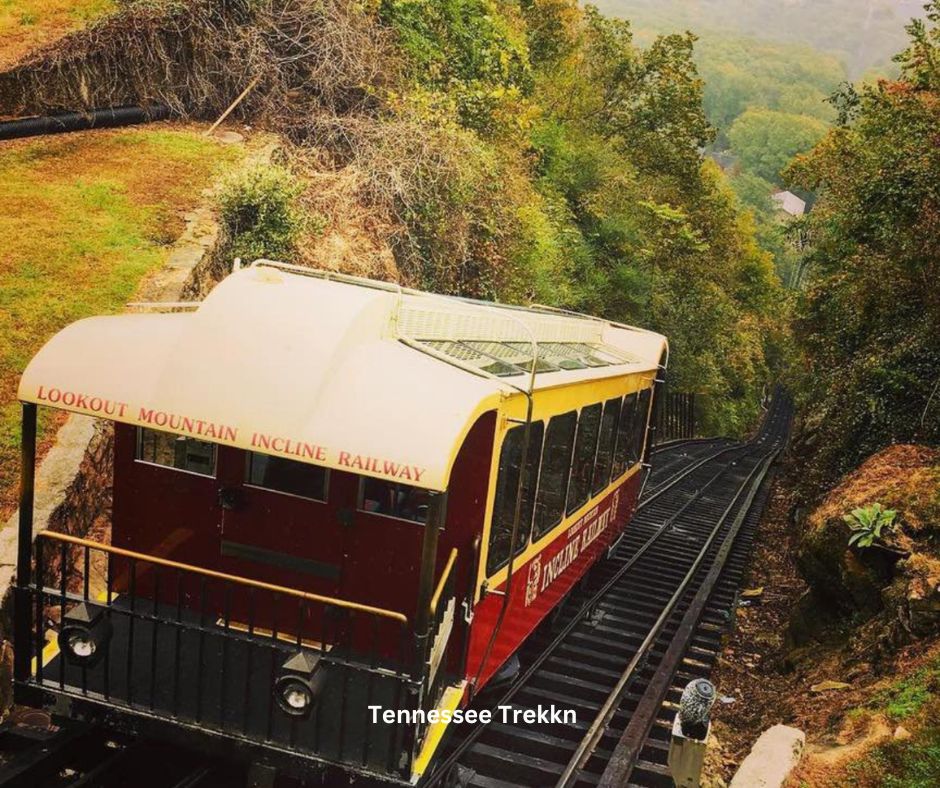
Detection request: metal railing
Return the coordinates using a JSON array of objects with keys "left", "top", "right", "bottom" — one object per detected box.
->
[
  {"left": 25, "top": 531, "right": 426, "bottom": 781},
  {"left": 655, "top": 391, "right": 697, "bottom": 443},
  {"left": 414, "top": 549, "right": 460, "bottom": 754}
]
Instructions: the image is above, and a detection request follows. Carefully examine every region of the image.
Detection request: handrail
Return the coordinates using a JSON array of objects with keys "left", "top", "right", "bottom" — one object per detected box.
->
[
  {"left": 429, "top": 548, "right": 458, "bottom": 618},
  {"left": 36, "top": 531, "right": 408, "bottom": 625}
]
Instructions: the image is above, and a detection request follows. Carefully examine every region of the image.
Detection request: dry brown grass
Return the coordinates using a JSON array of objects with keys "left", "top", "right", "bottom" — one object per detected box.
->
[
  {"left": 0, "top": 0, "right": 115, "bottom": 71},
  {"left": 0, "top": 0, "right": 397, "bottom": 122}
]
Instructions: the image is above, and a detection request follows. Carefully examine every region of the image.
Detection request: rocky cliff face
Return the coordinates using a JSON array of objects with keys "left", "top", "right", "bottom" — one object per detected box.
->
[{"left": 792, "top": 445, "right": 940, "bottom": 656}]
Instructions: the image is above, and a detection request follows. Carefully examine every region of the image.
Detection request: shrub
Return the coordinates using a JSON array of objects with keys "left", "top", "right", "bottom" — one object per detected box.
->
[
  {"left": 844, "top": 502, "right": 898, "bottom": 549},
  {"left": 217, "top": 165, "right": 311, "bottom": 263}
]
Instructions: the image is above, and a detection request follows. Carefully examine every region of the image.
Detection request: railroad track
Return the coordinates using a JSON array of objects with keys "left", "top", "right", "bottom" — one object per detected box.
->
[
  {"left": 0, "top": 711, "right": 243, "bottom": 787},
  {"left": 427, "top": 393, "right": 791, "bottom": 788},
  {"left": 0, "top": 400, "right": 787, "bottom": 788}
]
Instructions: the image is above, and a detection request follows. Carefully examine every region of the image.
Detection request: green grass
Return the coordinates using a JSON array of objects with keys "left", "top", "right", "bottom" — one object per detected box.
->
[
  {"left": 843, "top": 654, "right": 940, "bottom": 786},
  {"left": 850, "top": 726, "right": 940, "bottom": 788},
  {"left": 0, "top": 127, "right": 240, "bottom": 514},
  {"left": 871, "top": 655, "right": 940, "bottom": 721}
]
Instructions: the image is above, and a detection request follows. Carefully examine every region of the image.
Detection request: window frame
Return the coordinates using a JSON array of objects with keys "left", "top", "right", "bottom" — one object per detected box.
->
[
  {"left": 243, "top": 452, "right": 330, "bottom": 503},
  {"left": 356, "top": 477, "right": 436, "bottom": 525},
  {"left": 611, "top": 392, "right": 638, "bottom": 481},
  {"left": 134, "top": 427, "right": 218, "bottom": 479},
  {"left": 532, "top": 410, "right": 578, "bottom": 540},
  {"left": 566, "top": 403, "right": 603, "bottom": 516},
  {"left": 485, "top": 421, "right": 546, "bottom": 576},
  {"left": 632, "top": 387, "right": 653, "bottom": 464},
  {"left": 592, "top": 397, "right": 623, "bottom": 496}
]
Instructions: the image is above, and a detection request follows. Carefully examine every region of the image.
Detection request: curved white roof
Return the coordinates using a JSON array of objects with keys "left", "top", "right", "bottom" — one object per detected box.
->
[{"left": 18, "top": 264, "right": 667, "bottom": 490}]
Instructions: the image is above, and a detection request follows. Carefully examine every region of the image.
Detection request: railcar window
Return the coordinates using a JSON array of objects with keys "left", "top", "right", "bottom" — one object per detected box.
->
[
  {"left": 136, "top": 428, "right": 216, "bottom": 476},
  {"left": 632, "top": 387, "right": 653, "bottom": 462},
  {"left": 486, "top": 422, "right": 545, "bottom": 575},
  {"left": 567, "top": 404, "right": 602, "bottom": 515},
  {"left": 359, "top": 479, "right": 431, "bottom": 523},
  {"left": 592, "top": 398, "right": 622, "bottom": 495},
  {"left": 246, "top": 453, "right": 328, "bottom": 501},
  {"left": 533, "top": 411, "right": 577, "bottom": 538},
  {"left": 612, "top": 393, "right": 638, "bottom": 479}
]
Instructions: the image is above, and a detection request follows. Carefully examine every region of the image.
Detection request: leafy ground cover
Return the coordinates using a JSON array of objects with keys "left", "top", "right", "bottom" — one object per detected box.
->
[
  {"left": 0, "top": 126, "right": 240, "bottom": 518},
  {"left": 0, "top": 0, "right": 114, "bottom": 70}
]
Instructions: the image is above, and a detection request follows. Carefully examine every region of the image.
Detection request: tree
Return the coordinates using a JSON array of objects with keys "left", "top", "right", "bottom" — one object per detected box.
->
[
  {"left": 728, "top": 108, "right": 828, "bottom": 183},
  {"left": 785, "top": 0, "right": 940, "bottom": 495}
]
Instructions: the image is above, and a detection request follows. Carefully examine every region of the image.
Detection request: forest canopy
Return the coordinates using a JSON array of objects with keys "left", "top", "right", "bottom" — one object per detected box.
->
[
  {"left": 0, "top": 0, "right": 787, "bottom": 436},
  {"left": 786, "top": 1, "right": 940, "bottom": 494},
  {"left": 595, "top": 0, "right": 927, "bottom": 78}
]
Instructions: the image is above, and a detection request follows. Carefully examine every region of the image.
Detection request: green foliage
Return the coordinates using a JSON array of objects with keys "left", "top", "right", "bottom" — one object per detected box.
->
[
  {"left": 877, "top": 656, "right": 939, "bottom": 719},
  {"left": 218, "top": 164, "right": 313, "bottom": 263},
  {"left": 375, "top": 0, "right": 785, "bottom": 433},
  {"left": 843, "top": 503, "right": 898, "bottom": 548},
  {"left": 593, "top": 0, "right": 927, "bottom": 79},
  {"left": 728, "top": 109, "right": 829, "bottom": 183},
  {"left": 786, "top": 2, "right": 940, "bottom": 494},
  {"left": 695, "top": 34, "right": 844, "bottom": 133},
  {"left": 852, "top": 656, "right": 940, "bottom": 787},
  {"left": 379, "top": 0, "right": 532, "bottom": 134}
]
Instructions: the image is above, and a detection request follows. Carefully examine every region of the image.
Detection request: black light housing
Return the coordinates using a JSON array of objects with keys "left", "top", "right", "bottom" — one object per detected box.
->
[
  {"left": 58, "top": 602, "right": 112, "bottom": 667},
  {"left": 274, "top": 651, "right": 326, "bottom": 718}
]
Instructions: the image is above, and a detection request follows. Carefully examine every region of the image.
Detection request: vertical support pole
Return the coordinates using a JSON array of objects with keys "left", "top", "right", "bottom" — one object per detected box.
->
[
  {"left": 414, "top": 491, "right": 446, "bottom": 672},
  {"left": 14, "top": 403, "right": 37, "bottom": 683}
]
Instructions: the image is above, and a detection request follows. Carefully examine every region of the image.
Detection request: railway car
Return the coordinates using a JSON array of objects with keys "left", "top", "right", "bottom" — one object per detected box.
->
[{"left": 10, "top": 262, "right": 667, "bottom": 784}]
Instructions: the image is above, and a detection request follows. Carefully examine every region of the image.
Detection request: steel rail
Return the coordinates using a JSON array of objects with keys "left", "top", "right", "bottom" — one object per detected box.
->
[
  {"left": 598, "top": 447, "right": 781, "bottom": 787},
  {"left": 640, "top": 441, "right": 742, "bottom": 505},
  {"left": 421, "top": 428, "right": 775, "bottom": 787},
  {"left": 555, "top": 440, "right": 783, "bottom": 787}
]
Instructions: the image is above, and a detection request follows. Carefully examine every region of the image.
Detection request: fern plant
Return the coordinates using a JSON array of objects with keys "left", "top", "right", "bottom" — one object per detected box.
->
[{"left": 843, "top": 503, "right": 898, "bottom": 549}]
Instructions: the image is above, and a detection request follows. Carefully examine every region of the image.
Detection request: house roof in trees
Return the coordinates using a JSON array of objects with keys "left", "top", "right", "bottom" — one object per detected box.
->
[{"left": 772, "top": 190, "right": 807, "bottom": 217}]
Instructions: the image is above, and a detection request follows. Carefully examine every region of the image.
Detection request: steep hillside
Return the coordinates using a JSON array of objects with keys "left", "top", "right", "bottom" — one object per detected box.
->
[
  {"left": 0, "top": 0, "right": 789, "bottom": 438},
  {"left": 709, "top": 445, "right": 940, "bottom": 786}
]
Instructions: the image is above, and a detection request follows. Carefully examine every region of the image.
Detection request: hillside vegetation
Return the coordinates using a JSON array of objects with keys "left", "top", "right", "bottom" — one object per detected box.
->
[
  {"left": 786, "top": 2, "right": 940, "bottom": 497},
  {"left": 595, "top": 0, "right": 927, "bottom": 78},
  {"left": 709, "top": 9, "right": 940, "bottom": 782},
  {"left": 594, "top": 2, "right": 928, "bottom": 292},
  {"left": 0, "top": 0, "right": 787, "bottom": 437}
]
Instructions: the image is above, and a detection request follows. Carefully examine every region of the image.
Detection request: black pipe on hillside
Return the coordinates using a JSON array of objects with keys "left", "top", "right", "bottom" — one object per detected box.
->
[{"left": 0, "top": 105, "right": 171, "bottom": 142}]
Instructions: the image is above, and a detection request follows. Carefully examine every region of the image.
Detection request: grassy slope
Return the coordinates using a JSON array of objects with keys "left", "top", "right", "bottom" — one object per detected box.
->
[
  {"left": 0, "top": 127, "right": 240, "bottom": 517},
  {"left": 0, "top": 0, "right": 115, "bottom": 68}
]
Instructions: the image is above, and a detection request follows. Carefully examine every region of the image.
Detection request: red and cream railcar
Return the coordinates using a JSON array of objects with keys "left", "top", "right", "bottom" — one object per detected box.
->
[{"left": 11, "top": 262, "right": 666, "bottom": 783}]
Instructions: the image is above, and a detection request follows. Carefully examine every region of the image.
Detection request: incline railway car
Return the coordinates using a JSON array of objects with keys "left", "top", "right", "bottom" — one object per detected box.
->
[{"left": 11, "top": 262, "right": 667, "bottom": 784}]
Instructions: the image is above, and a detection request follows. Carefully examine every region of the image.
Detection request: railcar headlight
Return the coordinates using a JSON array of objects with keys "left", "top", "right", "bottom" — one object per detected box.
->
[
  {"left": 274, "top": 651, "right": 325, "bottom": 719},
  {"left": 58, "top": 603, "right": 112, "bottom": 667}
]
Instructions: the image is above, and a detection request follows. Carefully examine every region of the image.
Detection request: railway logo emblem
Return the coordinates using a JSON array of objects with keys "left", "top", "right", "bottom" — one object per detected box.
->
[
  {"left": 525, "top": 556, "right": 541, "bottom": 607},
  {"left": 611, "top": 488, "right": 621, "bottom": 521}
]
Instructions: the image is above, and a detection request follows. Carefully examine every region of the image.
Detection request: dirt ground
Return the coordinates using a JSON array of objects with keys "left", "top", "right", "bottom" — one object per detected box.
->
[{"left": 706, "top": 465, "right": 940, "bottom": 786}]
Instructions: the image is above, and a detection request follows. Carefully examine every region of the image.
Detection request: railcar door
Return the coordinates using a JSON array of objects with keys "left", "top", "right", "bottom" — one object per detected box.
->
[
  {"left": 214, "top": 449, "right": 349, "bottom": 630},
  {"left": 113, "top": 425, "right": 224, "bottom": 586}
]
